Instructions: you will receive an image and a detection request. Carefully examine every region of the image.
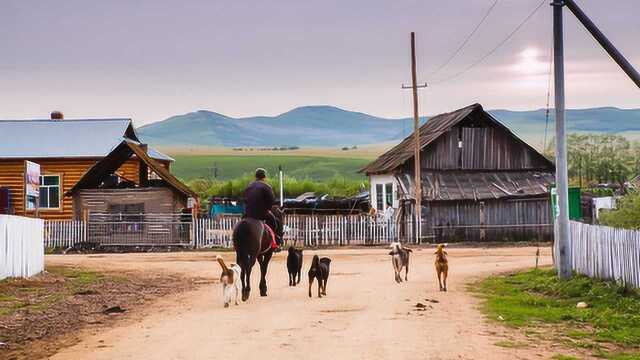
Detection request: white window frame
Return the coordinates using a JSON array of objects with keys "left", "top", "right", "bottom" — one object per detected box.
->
[
  {"left": 39, "top": 174, "right": 61, "bottom": 210},
  {"left": 370, "top": 174, "right": 397, "bottom": 211}
]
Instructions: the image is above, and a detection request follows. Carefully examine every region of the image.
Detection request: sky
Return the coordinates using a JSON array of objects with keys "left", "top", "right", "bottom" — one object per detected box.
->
[{"left": 1, "top": 0, "right": 639, "bottom": 126}]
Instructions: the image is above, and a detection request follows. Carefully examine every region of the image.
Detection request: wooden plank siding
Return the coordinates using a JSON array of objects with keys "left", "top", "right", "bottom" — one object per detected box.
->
[
  {"left": 0, "top": 158, "right": 170, "bottom": 220},
  {"left": 420, "top": 126, "right": 550, "bottom": 170}
]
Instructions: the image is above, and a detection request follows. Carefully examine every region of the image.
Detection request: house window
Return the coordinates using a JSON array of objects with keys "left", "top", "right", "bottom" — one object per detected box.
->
[
  {"left": 385, "top": 183, "right": 393, "bottom": 208},
  {"left": 39, "top": 175, "right": 60, "bottom": 209},
  {"left": 376, "top": 184, "right": 384, "bottom": 210}
]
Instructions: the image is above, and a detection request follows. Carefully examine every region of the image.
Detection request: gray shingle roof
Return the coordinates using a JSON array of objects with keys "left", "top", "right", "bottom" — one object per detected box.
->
[{"left": 0, "top": 118, "right": 173, "bottom": 161}]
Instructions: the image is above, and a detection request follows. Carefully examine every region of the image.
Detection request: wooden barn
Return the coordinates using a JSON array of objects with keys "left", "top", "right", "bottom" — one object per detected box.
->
[
  {"left": 361, "top": 103, "right": 555, "bottom": 242},
  {"left": 0, "top": 113, "right": 177, "bottom": 219}
]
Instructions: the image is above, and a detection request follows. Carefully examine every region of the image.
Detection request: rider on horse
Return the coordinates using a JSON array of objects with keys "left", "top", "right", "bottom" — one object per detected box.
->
[{"left": 243, "top": 168, "right": 283, "bottom": 249}]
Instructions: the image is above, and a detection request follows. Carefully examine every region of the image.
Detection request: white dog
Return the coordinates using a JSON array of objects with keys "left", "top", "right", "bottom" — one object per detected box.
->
[
  {"left": 216, "top": 255, "right": 241, "bottom": 308},
  {"left": 388, "top": 242, "right": 412, "bottom": 283}
]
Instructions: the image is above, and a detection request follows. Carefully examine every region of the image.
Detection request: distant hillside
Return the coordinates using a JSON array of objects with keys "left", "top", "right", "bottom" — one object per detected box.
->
[{"left": 137, "top": 105, "right": 640, "bottom": 148}]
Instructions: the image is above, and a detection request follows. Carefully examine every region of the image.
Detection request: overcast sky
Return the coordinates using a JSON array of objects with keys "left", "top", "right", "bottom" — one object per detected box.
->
[{"left": 1, "top": 0, "right": 638, "bottom": 126}]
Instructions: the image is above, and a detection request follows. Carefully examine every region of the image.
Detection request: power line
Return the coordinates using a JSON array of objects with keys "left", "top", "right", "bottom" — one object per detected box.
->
[
  {"left": 431, "top": 0, "right": 547, "bottom": 85},
  {"left": 428, "top": 0, "right": 500, "bottom": 79}
]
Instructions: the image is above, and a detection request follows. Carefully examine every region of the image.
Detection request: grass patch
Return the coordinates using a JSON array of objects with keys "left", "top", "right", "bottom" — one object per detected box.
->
[
  {"left": 0, "top": 267, "right": 104, "bottom": 317},
  {"left": 171, "top": 154, "right": 370, "bottom": 181},
  {"left": 552, "top": 355, "right": 580, "bottom": 360},
  {"left": 472, "top": 269, "right": 640, "bottom": 358},
  {"left": 494, "top": 340, "right": 528, "bottom": 349}
]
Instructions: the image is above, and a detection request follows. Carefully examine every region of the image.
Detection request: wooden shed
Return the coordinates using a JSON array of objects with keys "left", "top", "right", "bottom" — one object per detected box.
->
[
  {"left": 361, "top": 103, "right": 555, "bottom": 242},
  {"left": 66, "top": 139, "right": 198, "bottom": 245}
]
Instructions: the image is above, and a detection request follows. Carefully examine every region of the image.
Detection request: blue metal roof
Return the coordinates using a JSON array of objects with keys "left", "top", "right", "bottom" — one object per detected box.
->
[{"left": 0, "top": 118, "right": 173, "bottom": 161}]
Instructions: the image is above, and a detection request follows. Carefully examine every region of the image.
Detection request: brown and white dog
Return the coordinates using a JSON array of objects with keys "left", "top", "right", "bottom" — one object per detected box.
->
[
  {"left": 388, "top": 242, "right": 412, "bottom": 283},
  {"left": 434, "top": 244, "right": 448, "bottom": 292},
  {"left": 216, "top": 255, "right": 242, "bottom": 307}
]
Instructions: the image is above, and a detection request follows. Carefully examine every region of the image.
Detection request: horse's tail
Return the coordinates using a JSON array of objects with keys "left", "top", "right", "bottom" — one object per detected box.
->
[
  {"left": 232, "top": 219, "right": 254, "bottom": 251},
  {"left": 216, "top": 255, "right": 229, "bottom": 272}
]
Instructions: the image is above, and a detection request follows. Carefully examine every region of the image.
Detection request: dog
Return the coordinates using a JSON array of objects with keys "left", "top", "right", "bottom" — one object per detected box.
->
[
  {"left": 287, "top": 246, "right": 303, "bottom": 286},
  {"left": 388, "top": 242, "right": 412, "bottom": 283},
  {"left": 308, "top": 255, "right": 331, "bottom": 298},
  {"left": 434, "top": 244, "right": 449, "bottom": 292},
  {"left": 216, "top": 255, "right": 241, "bottom": 307}
]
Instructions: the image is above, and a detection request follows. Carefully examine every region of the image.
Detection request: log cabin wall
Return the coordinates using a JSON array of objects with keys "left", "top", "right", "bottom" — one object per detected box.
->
[{"left": 0, "top": 158, "right": 170, "bottom": 220}]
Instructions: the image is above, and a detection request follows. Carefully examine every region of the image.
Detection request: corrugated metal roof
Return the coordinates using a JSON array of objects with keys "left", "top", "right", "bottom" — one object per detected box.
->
[
  {"left": 0, "top": 118, "right": 173, "bottom": 162},
  {"left": 397, "top": 170, "right": 554, "bottom": 201}
]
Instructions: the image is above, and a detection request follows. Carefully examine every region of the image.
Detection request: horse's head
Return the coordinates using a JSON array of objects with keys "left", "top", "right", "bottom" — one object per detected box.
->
[{"left": 271, "top": 205, "right": 284, "bottom": 221}]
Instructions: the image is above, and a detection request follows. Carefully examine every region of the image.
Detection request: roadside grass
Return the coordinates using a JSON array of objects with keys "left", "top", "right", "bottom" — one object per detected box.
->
[
  {"left": 472, "top": 269, "right": 640, "bottom": 359},
  {"left": 0, "top": 267, "right": 103, "bottom": 317}
]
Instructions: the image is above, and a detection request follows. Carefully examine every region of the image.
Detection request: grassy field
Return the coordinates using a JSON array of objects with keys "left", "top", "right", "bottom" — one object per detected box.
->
[
  {"left": 472, "top": 269, "right": 640, "bottom": 359},
  {"left": 170, "top": 154, "right": 372, "bottom": 181},
  {"left": 160, "top": 144, "right": 392, "bottom": 158}
]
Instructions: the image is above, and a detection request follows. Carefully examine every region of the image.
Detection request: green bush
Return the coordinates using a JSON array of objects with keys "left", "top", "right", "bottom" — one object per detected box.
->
[
  {"left": 187, "top": 175, "right": 368, "bottom": 210},
  {"left": 599, "top": 192, "right": 640, "bottom": 229}
]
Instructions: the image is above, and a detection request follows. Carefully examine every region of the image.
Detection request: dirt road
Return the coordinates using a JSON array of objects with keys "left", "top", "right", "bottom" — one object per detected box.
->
[{"left": 47, "top": 247, "right": 552, "bottom": 360}]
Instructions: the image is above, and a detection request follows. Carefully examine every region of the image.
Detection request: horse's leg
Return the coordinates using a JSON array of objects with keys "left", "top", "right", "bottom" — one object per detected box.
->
[
  {"left": 259, "top": 251, "right": 272, "bottom": 297},
  {"left": 242, "top": 255, "right": 255, "bottom": 301},
  {"left": 308, "top": 275, "right": 314, "bottom": 298},
  {"left": 436, "top": 269, "right": 443, "bottom": 291}
]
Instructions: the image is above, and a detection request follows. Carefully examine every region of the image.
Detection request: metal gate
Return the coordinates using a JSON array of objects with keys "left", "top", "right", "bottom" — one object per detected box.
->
[{"left": 87, "top": 213, "right": 192, "bottom": 246}]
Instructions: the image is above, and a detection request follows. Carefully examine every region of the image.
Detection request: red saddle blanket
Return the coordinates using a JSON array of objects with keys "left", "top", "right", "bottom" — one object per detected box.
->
[{"left": 264, "top": 224, "right": 278, "bottom": 250}]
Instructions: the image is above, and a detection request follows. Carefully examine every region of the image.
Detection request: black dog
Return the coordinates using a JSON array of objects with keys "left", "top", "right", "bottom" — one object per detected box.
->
[
  {"left": 287, "top": 246, "right": 303, "bottom": 286},
  {"left": 308, "top": 255, "right": 331, "bottom": 298}
]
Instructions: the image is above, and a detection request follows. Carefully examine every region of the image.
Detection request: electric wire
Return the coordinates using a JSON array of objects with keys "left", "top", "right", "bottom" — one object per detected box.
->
[
  {"left": 427, "top": 0, "right": 500, "bottom": 79},
  {"left": 430, "top": 0, "right": 547, "bottom": 85}
]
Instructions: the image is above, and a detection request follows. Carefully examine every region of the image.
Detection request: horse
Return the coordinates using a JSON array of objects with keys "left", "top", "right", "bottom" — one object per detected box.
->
[{"left": 232, "top": 206, "right": 283, "bottom": 301}]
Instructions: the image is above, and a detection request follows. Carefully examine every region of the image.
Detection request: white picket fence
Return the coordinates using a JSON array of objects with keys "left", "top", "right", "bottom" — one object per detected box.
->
[
  {"left": 42, "top": 215, "right": 403, "bottom": 250},
  {"left": 194, "top": 214, "right": 404, "bottom": 248},
  {"left": 569, "top": 220, "right": 640, "bottom": 288},
  {"left": 0, "top": 215, "right": 45, "bottom": 279},
  {"left": 44, "top": 220, "right": 86, "bottom": 249}
]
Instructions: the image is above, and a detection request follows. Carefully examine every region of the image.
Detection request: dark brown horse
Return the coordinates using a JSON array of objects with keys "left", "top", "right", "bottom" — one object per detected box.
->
[{"left": 232, "top": 206, "right": 283, "bottom": 301}]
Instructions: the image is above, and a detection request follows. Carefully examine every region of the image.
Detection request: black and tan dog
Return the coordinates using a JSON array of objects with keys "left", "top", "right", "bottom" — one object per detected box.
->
[
  {"left": 287, "top": 246, "right": 303, "bottom": 286},
  {"left": 308, "top": 255, "right": 331, "bottom": 298}
]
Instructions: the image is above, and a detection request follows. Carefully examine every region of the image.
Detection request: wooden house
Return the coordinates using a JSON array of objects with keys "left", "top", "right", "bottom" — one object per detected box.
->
[
  {"left": 66, "top": 139, "right": 198, "bottom": 245},
  {"left": 0, "top": 114, "right": 175, "bottom": 219},
  {"left": 361, "top": 103, "right": 555, "bottom": 242}
]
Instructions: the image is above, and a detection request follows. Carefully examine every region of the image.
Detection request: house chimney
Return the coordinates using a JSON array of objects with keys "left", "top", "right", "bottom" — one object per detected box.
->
[{"left": 50, "top": 111, "right": 64, "bottom": 120}]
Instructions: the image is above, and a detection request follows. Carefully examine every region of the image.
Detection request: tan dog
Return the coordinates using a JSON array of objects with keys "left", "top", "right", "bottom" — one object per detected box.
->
[
  {"left": 434, "top": 244, "right": 448, "bottom": 292},
  {"left": 216, "top": 255, "right": 241, "bottom": 307}
]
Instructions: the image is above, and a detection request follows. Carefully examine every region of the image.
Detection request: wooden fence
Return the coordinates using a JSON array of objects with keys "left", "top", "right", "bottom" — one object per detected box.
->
[
  {"left": 193, "top": 214, "right": 409, "bottom": 248},
  {"left": 1, "top": 215, "right": 44, "bottom": 279},
  {"left": 44, "top": 220, "right": 86, "bottom": 249},
  {"left": 569, "top": 221, "right": 640, "bottom": 288}
]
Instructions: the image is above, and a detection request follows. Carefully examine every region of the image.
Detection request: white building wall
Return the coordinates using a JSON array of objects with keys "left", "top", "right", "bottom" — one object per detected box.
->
[{"left": 369, "top": 174, "right": 400, "bottom": 211}]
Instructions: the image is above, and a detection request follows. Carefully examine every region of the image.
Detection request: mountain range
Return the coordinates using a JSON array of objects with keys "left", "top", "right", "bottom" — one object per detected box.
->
[{"left": 137, "top": 105, "right": 640, "bottom": 148}]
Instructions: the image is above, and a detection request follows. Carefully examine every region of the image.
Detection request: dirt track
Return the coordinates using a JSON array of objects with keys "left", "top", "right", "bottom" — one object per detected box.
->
[{"left": 47, "top": 247, "right": 553, "bottom": 360}]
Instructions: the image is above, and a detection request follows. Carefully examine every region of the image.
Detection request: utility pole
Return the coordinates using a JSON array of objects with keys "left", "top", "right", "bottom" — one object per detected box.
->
[
  {"left": 402, "top": 32, "right": 427, "bottom": 244},
  {"left": 279, "top": 165, "right": 284, "bottom": 207},
  {"left": 553, "top": 0, "right": 572, "bottom": 280}
]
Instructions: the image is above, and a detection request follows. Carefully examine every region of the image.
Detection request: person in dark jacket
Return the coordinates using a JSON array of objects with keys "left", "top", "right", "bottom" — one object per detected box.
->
[{"left": 243, "top": 168, "right": 282, "bottom": 246}]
